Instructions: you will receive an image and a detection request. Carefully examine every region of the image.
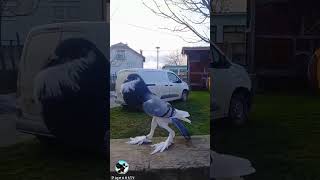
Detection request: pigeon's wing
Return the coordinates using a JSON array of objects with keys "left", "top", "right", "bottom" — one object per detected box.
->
[
  {"left": 142, "top": 95, "right": 175, "bottom": 118},
  {"left": 34, "top": 51, "right": 95, "bottom": 102}
]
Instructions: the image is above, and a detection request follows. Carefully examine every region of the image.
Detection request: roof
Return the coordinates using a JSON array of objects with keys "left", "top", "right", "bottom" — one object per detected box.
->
[
  {"left": 181, "top": 46, "right": 210, "bottom": 54},
  {"left": 118, "top": 68, "right": 173, "bottom": 73},
  {"left": 110, "top": 42, "right": 145, "bottom": 62}
]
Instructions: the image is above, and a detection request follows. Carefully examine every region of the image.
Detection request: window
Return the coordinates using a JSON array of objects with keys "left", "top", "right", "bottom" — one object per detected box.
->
[
  {"left": 223, "top": 25, "right": 246, "bottom": 43},
  {"left": 169, "top": 69, "right": 178, "bottom": 74},
  {"left": 211, "top": 46, "right": 231, "bottom": 69},
  {"left": 115, "top": 50, "right": 126, "bottom": 61},
  {"left": 167, "top": 72, "right": 181, "bottom": 83},
  {"left": 211, "top": 26, "right": 217, "bottom": 42},
  {"left": 52, "top": 6, "right": 80, "bottom": 22}
]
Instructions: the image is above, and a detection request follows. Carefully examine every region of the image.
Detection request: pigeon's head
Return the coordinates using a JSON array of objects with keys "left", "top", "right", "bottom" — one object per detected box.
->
[{"left": 121, "top": 73, "right": 151, "bottom": 107}]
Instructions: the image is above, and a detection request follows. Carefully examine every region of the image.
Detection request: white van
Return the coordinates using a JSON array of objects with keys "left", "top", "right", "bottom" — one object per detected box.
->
[
  {"left": 115, "top": 69, "right": 190, "bottom": 105},
  {"left": 16, "top": 22, "right": 109, "bottom": 139},
  {"left": 211, "top": 44, "right": 252, "bottom": 125}
]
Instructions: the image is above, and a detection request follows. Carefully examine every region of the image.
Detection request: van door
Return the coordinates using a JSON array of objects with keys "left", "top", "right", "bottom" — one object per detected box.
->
[
  {"left": 142, "top": 71, "right": 169, "bottom": 98},
  {"left": 19, "top": 31, "right": 62, "bottom": 122},
  {"left": 167, "top": 72, "right": 182, "bottom": 100},
  {"left": 211, "top": 47, "right": 234, "bottom": 118}
]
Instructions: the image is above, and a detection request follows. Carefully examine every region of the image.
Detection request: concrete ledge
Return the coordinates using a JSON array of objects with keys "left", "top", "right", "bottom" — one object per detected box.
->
[{"left": 110, "top": 135, "right": 210, "bottom": 179}]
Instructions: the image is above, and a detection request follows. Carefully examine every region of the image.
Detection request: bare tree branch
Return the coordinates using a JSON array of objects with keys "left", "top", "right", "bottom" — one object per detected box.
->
[
  {"left": 165, "top": 50, "right": 185, "bottom": 65},
  {"left": 142, "top": 0, "right": 214, "bottom": 44}
]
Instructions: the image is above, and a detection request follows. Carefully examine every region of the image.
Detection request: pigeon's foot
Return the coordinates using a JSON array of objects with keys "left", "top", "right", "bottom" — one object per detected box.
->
[
  {"left": 126, "top": 135, "right": 152, "bottom": 145},
  {"left": 150, "top": 136, "right": 173, "bottom": 154}
]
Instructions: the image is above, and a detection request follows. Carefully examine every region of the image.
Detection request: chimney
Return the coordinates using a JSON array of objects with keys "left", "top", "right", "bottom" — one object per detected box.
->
[{"left": 140, "top": 49, "right": 143, "bottom": 55}]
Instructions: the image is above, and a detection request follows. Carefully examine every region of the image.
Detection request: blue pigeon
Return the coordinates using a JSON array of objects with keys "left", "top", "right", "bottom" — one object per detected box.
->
[
  {"left": 121, "top": 73, "right": 191, "bottom": 154},
  {"left": 33, "top": 38, "right": 108, "bottom": 149}
]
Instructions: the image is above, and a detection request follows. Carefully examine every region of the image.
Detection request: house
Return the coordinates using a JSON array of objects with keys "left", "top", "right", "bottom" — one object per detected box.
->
[
  {"left": 110, "top": 43, "right": 145, "bottom": 88},
  {"left": 211, "top": 0, "right": 247, "bottom": 66},
  {"left": 247, "top": 0, "right": 320, "bottom": 88},
  {"left": 182, "top": 47, "right": 210, "bottom": 90},
  {"left": 162, "top": 65, "right": 188, "bottom": 82}
]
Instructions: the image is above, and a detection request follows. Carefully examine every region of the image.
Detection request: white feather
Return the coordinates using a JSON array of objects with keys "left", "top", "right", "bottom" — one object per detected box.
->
[
  {"left": 33, "top": 51, "right": 96, "bottom": 101},
  {"left": 120, "top": 78, "right": 140, "bottom": 93},
  {"left": 172, "top": 109, "right": 191, "bottom": 124}
]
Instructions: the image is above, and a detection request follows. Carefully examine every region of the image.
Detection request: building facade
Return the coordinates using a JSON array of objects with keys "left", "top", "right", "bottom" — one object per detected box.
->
[
  {"left": 110, "top": 43, "right": 145, "bottom": 89},
  {"left": 182, "top": 47, "right": 210, "bottom": 90},
  {"left": 0, "top": 0, "right": 109, "bottom": 93},
  {"left": 211, "top": 0, "right": 247, "bottom": 67}
]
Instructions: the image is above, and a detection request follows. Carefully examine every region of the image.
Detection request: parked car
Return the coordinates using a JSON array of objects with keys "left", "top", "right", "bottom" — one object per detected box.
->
[
  {"left": 211, "top": 43, "right": 252, "bottom": 125},
  {"left": 115, "top": 68, "right": 190, "bottom": 106}
]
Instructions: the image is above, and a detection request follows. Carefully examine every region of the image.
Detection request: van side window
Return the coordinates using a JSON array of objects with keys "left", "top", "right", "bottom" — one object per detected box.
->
[
  {"left": 211, "top": 46, "right": 231, "bottom": 69},
  {"left": 167, "top": 72, "right": 181, "bottom": 83}
]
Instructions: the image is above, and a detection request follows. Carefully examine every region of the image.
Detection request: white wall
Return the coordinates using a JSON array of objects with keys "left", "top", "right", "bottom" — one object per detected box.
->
[{"left": 110, "top": 46, "right": 144, "bottom": 76}]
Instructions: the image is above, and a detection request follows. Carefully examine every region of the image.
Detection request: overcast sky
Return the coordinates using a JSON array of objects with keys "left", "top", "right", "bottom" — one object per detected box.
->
[{"left": 110, "top": 0, "right": 208, "bottom": 69}]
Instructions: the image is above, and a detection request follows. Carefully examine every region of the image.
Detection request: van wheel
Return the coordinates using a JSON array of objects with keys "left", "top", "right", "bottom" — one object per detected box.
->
[
  {"left": 228, "top": 92, "right": 249, "bottom": 125},
  {"left": 181, "top": 90, "right": 188, "bottom": 102}
]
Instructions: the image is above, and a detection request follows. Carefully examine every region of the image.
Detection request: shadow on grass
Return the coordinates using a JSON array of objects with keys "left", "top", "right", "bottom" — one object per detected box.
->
[{"left": 213, "top": 93, "right": 320, "bottom": 180}]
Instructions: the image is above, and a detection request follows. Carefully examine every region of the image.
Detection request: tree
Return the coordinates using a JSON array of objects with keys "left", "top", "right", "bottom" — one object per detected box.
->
[
  {"left": 165, "top": 50, "right": 185, "bottom": 65},
  {"left": 142, "top": 0, "right": 228, "bottom": 44}
]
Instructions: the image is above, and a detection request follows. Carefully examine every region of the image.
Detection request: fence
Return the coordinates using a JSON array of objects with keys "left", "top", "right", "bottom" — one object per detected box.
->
[
  {"left": 0, "top": 39, "right": 23, "bottom": 93},
  {"left": 110, "top": 74, "right": 117, "bottom": 91}
]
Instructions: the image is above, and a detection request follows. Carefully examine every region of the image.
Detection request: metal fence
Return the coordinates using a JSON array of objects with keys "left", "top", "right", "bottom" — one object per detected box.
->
[{"left": 110, "top": 74, "right": 117, "bottom": 91}]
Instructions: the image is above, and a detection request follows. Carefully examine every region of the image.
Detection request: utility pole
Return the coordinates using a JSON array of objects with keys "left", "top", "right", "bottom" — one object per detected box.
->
[{"left": 156, "top": 46, "right": 160, "bottom": 69}]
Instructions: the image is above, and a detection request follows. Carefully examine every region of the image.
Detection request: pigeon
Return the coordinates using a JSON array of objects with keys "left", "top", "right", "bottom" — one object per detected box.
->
[
  {"left": 121, "top": 73, "right": 191, "bottom": 154},
  {"left": 33, "top": 38, "right": 108, "bottom": 149}
]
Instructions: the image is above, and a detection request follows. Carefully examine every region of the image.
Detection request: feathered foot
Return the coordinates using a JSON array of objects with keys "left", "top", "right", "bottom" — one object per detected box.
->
[
  {"left": 150, "top": 133, "right": 174, "bottom": 154},
  {"left": 126, "top": 135, "right": 152, "bottom": 145}
]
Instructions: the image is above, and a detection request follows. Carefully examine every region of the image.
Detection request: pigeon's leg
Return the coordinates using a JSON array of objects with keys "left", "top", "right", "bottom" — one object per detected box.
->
[
  {"left": 146, "top": 117, "right": 158, "bottom": 140},
  {"left": 127, "top": 117, "right": 157, "bottom": 145},
  {"left": 151, "top": 118, "right": 175, "bottom": 154}
]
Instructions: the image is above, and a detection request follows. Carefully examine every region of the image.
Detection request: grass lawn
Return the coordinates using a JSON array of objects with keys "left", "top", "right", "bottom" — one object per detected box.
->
[
  {"left": 213, "top": 93, "right": 320, "bottom": 180},
  {"left": 0, "top": 140, "right": 107, "bottom": 180},
  {"left": 111, "top": 91, "right": 210, "bottom": 139}
]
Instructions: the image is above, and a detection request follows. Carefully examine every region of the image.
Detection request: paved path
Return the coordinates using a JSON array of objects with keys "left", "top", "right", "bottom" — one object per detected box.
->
[{"left": 110, "top": 135, "right": 210, "bottom": 179}]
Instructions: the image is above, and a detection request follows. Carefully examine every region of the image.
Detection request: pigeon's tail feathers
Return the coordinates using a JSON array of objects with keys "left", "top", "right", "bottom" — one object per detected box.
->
[{"left": 171, "top": 118, "right": 191, "bottom": 140}]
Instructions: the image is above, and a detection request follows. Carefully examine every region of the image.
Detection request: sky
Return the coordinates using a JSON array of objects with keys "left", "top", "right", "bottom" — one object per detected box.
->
[{"left": 110, "top": 0, "right": 209, "bottom": 69}]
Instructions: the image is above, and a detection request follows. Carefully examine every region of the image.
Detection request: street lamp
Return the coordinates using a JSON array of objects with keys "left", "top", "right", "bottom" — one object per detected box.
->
[{"left": 156, "top": 46, "right": 160, "bottom": 69}]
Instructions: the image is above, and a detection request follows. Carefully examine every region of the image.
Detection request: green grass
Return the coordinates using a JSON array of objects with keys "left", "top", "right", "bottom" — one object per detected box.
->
[
  {"left": 0, "top": 140, "right": 107, "bottom": 180},
  {"left": 111, "top": 91, "right": 210, "bottom": 139},
  {"left": 213, "top": 93, "right": 320, "bottom": 180},
  {"left": 0, "top": 91, "right": 209, "bottom": 179}
]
